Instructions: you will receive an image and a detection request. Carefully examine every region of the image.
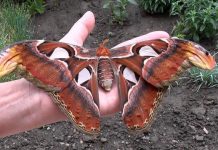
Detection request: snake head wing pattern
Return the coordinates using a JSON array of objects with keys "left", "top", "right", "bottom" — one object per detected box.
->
[{"left": 111, "top": 38, "right": 216, "bottom": 131}]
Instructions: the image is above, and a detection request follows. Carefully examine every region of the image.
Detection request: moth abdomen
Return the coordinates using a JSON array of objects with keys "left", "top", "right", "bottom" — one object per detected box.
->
[{"left": 97, "top": 58, "right": 114, "bottom": 91}]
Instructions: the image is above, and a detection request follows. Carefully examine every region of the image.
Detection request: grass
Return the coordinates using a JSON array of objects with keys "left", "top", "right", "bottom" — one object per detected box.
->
[
  {"left": 0, "top": 1, "right": 32, "bottom": 48},
  {"left": 187, "top": 65, "right": 218, "bottom": 91},
  {"left": 0, "top": 1, "right": 32, "bottom": 82}
]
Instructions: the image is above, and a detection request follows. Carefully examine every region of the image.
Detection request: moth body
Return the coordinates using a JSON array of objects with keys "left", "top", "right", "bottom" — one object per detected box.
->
[{"left": 97, "top": 58, "right": 114, "bottom": 91}]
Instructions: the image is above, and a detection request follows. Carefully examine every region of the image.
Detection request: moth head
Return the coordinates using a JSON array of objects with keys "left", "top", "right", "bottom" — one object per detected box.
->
[
  {"left": 173, "top": 38, "right": 216, "bottom": 70},
  {"left": 96, "top": 39, "right": 111, "bottom": 57}
]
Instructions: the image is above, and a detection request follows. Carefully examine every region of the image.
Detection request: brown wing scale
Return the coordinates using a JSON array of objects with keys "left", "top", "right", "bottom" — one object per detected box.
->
[
  {"left": 51, "top": 81, "right": 100, "bottom": 134},
  {"left": 122, "top": 78, "right": 164, "bottom": 132}
]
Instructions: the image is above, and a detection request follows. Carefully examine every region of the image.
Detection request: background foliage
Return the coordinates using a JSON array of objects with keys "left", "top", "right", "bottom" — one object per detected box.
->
[
  {"left": 103, "top": 0, "right": 137, "bottom": 24},
  {"left": 138, "top": 0, "right": 173, "bottom": 14},
  {"left": 171, "top": 0, "right": 218, "bottom": 42},
  {"left": 13, "top": 0, "right": 45, "bottom": 15},
  {"left": 0, "top": 1, "right": 32, "bottom": 49},
  {"left": 104, "top": 0, "right": 218, "bottom": 43}
]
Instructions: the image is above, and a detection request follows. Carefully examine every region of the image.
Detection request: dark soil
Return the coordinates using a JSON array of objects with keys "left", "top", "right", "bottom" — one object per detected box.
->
[{"left": 1, "top": 0, "right": 218, "bottom": 149}]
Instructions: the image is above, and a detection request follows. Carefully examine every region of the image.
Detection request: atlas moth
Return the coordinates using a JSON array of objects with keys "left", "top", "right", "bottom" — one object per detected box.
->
[{"left": 0, "top": 37, "right": 215, "bottom": 134}]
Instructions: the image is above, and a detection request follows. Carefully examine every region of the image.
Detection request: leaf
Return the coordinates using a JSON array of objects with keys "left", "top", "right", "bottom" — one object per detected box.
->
[
  {"left": 209, "top": 19, "right": 217, "bottom": 30},
  {"left": 200, "top": 25, "right": 205, "bottom": 32},
  {"left": 113, "top": 8, "right": 121, "bottom": 18},
  {"left": 194, "top": 22, "right": 198, "bottom": 30},
  {"left": 128, "top": 0, "right": 137, "bottom": 5},
  {"left": 103, "top": 2, "right": 110, "bottom": 9},
  {"left": 162, "top": 0, "right": 166, "bottom": 5},
  {"left": 193, "top": 33, "right": 199, "bottom": 42},
  {"left": 103, "top": 0, "right": 111, "bottom": 9}
]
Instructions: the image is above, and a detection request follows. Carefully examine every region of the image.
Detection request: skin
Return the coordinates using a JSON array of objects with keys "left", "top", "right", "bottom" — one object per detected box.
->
[{"left": 0, "top": 11, "right": 169, "bottom": 137}]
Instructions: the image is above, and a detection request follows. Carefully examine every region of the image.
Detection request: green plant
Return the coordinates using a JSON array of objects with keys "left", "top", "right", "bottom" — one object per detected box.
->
[
  {"left": 7, "top": 0, "right": 45, "bottom": 15},
  {"left": 26, "top": 0, "right": 45, "bottom": 15},
  {"left": 0, "top": 1, "right": 32, "bottom": 81},
  {"left": 0, "top": 71, "right": 21, "bottom": 82},
  {"left": 0, "top": 2, "right": 32, "bottom": 48},
  {"left": 171, "top": 0, "right": 218, "bottom": 42},
  {"left": 216, "top": 33, "right": 218, "bottom": 50},
  {"left": 187, "top": 65, "right": 218, "bottom": 91},
  {"left": 103, "top": 0, "right": 137, "bottom": 25},
  {"left": 139, "top": 0, "right": 173, "bottom": 14}
]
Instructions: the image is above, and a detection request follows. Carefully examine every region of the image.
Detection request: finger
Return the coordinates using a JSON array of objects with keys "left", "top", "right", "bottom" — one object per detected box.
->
[
  {"left": 60, "top": 11, "right": 95, "bottom": 46},
  {"left": 113, "top": 31, "right": 170, "bottom": 48}
]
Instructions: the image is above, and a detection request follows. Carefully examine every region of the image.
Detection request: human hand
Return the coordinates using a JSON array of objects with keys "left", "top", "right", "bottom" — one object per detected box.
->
[
  {"left": 0, "top": 11, "right": 169, "bottom": 137},
  {"left": 0, "top": 11, "right": 96, "bottom": 137}
]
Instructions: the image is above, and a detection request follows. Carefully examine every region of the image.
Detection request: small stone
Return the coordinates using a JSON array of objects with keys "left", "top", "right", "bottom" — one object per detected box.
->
[
  {"left": 207, "top": 121, "right": 215, "bottom": 126},
  {"left": 80, "top": 139, "right": 83, "bottom": 144},
  {"left": 107, "top": 31, "right": 115, "bottom": 37},
  {"left": 204, "top": 99, "right": 214, "bottom": 105},
  {"left": 203, "top": 127, "right": 209, "bottom": 134},
  {"left": 150, "top": 135, "right": 159, "bottom": 142},
  {"left": 189, "top": 125, "right": 196, "bottom": 132},
  {"left": 65, "top": 143, "right": 70, "bottom": 147},
  {"left": 172, "top": 139, "right": 178, "bottom": 143},
  {"left": 196, "top": 115, "right": 204, "bottom": 120},
  {"left": 195, "top": 135, "right": 204, "bottom": 141},
  {"left": 56, "top": 135, "right": 65, "bottom": 141},
  {"left": 142, "top": 136, "right": 150, "bottom": 140},
  {"left": 67, "top": 135, "right": 72, "bottom": 140},
  {"left": 209, "top": 108, "right": 218, "bottom": 117},
  {"left": 100, "top": 137, "right": 107, "bottom": 143},
  {"left": 36, "top": 148, "right": 45, "bottom": 150},
  {"left": 83, "top": 136, "right": 94, "bottom": 143},
  {"left": 173, "top": 109, "right": 181, "bottom": 114},
  {"left": 198, "top": 145, "right": 209, "bottom": 150},
  {"left": 191, "top": 107, "right": 206, "bottom": 115},
  {"left": 72, "top": 143, "right": 77, "bottom": 150},
  {"left": 205, "top": 95, "right": 217, "bottom": 101},
  {"left": 4, "top": 145, "right": 10, "bottom": 149}
]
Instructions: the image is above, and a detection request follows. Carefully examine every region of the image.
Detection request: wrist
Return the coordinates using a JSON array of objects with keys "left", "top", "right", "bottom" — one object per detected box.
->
[{"left": 0, "top": 79, "right": 66, "bottom": 137}]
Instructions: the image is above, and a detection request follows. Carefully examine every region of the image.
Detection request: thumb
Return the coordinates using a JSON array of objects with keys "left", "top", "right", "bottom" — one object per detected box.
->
[{"left": 60, "top": 11, "right": 95, "bottom": 46}]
